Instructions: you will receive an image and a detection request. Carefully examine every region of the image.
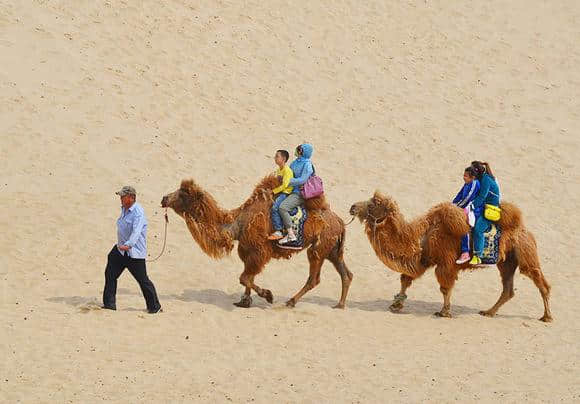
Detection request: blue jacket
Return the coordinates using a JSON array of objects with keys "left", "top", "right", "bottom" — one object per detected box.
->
[
  {"left": 453, "top": 180, "right": 480, "bottom": 209},
  {"left": 472, "top": 173, "right": 500, "bottom": 211},
  {"left": 288, "top": 143, "right": 314, "bottom": 194}
]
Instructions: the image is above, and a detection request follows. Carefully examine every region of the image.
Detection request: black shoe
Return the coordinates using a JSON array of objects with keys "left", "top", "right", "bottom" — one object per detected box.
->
[
  {"left": 101, "top": 305, "right": 116, "bottom": 311},
  {"left": 148, "top": 306, "right": 163, "bottom": 314}
]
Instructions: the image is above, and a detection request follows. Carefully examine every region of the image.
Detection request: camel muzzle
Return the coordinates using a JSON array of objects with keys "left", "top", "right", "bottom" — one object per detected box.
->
[{"left": 349, "top": 205, "right": 357, "bottom": 216}]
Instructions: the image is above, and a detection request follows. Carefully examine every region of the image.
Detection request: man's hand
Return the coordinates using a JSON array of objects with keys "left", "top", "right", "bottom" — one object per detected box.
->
[{"left": 118, "top": 245, "right": 131, "bottom": 251}]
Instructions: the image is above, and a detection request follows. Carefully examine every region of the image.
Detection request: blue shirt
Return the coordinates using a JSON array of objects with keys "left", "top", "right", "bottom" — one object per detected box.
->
[
  {"left": 452, "top": 180, "right": 480, "bottom": 208},
  {"left": 116, "top": 202, "right": 147, "bottom": 259},
  {"left": 288, "top": 143, "right": 314, "bottom": 193}
]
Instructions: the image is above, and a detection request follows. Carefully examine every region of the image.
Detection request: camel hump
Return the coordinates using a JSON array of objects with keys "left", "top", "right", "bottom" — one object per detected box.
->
[
  {"left": 498, "top": 201, "right": 523, "bottom": 230},
  {"left": 427, "top": 202, "right": 471, "bottom": 238},
  {"left": 304, "top": 194, "right": 329, "bottom": 211}
]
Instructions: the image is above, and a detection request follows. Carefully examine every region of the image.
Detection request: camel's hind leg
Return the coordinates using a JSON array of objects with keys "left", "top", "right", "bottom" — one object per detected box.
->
[
  {"left": 521, "top": 268, "right": 552, "bottom": 322},
  {"left": 480, "top": 252, "right": 517, "bottom": 318},
  {"left": 517, "top": 230, "right": 553, "bottom": 322},
  {"left": 286, "top": 248, "right": 324, "bottom": 308},
  {"left": 389, "top": 274, "right": 414, "bottom": 313},
  {"left": 327, "top": 238, "right": 353, "bottom": 309},
  {"left": 434, "top": 265, "right": 456, "bottom": 318}
]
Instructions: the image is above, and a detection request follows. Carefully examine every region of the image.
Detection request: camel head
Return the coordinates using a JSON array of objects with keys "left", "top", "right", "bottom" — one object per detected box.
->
[
  {"left": 161, "top": 179, "right": 207, "bottom": 219},
  {"left": 350, "top": 191, "right": 397, "bottom": 224}
]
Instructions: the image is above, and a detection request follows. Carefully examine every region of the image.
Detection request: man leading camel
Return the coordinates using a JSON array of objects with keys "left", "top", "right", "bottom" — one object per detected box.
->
[{"left": 102, "top": 186, "right": 162, "bottom": 313}]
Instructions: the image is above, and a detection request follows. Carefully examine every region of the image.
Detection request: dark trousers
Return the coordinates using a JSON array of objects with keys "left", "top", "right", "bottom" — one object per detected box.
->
[{"left": 103, "top": 245, "right": 161, "bottom": 311}]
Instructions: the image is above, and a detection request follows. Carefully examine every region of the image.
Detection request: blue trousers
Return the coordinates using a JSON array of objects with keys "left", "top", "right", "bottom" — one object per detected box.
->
[
  {"left": 271, "top": 193, "right": 289, "bottom": 231},
  {"left": 461, "top": 233, "right": 470, "bottom": 253},
  {"left": 473, "top": 215, "right": 491, "bottom": 257}
]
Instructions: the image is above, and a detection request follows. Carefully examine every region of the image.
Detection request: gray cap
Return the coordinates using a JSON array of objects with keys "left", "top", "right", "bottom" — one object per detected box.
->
[{"left": 115, "top": 185, "right": 136, "bottom": 197}]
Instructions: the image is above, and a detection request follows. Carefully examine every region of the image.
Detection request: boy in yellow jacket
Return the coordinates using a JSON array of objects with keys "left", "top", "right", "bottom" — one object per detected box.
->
[{"left": 268, "top": 150, "right": 294, "bottom": 240}]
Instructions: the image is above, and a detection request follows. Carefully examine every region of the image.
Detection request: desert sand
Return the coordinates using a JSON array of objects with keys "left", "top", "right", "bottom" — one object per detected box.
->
[{"left": 1, "top": 0, "right": 579, "bottom": 402}]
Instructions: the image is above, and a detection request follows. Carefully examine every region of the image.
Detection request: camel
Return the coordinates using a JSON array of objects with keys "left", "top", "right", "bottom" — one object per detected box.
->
[
  {"left": 161, "top": 175, "right": 353, "bottom": 308},
  {"left": 349, "top": 192, "right": 552, "bottom": 321}
]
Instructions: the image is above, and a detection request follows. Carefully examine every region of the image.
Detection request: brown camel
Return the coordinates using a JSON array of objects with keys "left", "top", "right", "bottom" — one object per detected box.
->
[
  {"left": 349, "top": 192, "right": 552, "bottom": 321},
  {"left": 161, "top": 175, "right": 353, "bottom": 308}
]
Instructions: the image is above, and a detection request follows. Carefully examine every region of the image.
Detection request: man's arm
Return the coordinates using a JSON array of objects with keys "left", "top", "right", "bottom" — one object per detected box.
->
[
  {"left": 124, "top": 211, "right": 146, "bottom": 248},
  {"left": 273, "top": 167, "right": 293, "bottom": 194},
  {"left": 452, "top": 187, "right": 464, "bottom": 205}
]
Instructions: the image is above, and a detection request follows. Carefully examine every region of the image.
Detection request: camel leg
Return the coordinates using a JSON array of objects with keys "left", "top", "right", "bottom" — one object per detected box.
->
[
  {"left": 234, "top": 270, "right": 254, "bottom": 308},
  {"left": 286, "top": 249, "right": 324, "bottom": 308},
  {"left": 434, "top": 265, "right": 456, "bottom": 318},
  {"left": 234, "top": 286, "right": 253, "bottom": 308},
  {"left": 520, "top": 267, "right": 552, "bottom": 322},
  {"left": 516, "top": 231, "right": 552, "bottom": 322},
  {"left": 235, "top": 261, "right": 274, "bottom": 307},
  {"left": 480, "top": 255, "right": 517, "bottom": 318},
  {"left": 327, "top": 243, "right": 354, "bottom": 309},
  {"left": 389, "top": 274, "right": 413, "bottom": 313}
]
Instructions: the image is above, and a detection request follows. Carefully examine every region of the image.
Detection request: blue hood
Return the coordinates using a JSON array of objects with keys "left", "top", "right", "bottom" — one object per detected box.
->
[
  {"left": 288, "top": 143, "right": 315, "bottom": 192},
  {"left": 300, "top": 143, "right": 313, "bottom": 159}
]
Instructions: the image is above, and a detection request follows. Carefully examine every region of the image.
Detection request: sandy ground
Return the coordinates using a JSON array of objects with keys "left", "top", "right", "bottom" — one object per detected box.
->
[{"left": 1, "top": 0, "right": 579, "bottom": 402}]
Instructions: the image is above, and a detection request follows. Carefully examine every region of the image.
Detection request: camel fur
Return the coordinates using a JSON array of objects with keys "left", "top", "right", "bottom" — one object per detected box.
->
[
  {"left": 350, "top": 192, "right": 552, "bottom": 321},
  {"left": 161, "top": 174, "right": 353, "bottom": 308}
]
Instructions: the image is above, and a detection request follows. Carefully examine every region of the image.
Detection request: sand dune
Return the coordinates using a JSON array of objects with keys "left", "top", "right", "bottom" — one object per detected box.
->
[{"left": 1, "top": 0, "right": 579, "bottom": 402}]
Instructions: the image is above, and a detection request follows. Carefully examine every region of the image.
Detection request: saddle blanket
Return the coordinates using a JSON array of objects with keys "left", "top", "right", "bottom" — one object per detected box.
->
[
  {"left": 481, "top": 223, "right": 501, "bottom": 265},
  {"left": 277, "top": 206, "right": 308, "bottom": 250}
]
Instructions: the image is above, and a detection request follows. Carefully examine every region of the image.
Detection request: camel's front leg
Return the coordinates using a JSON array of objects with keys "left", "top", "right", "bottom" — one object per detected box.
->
[
  {"left": 390, "top": 274, "right": 414, "bottom": 313},
  {"left": 235, "top": 262, "right": 273, "bottom": 308},
  {"left": 434, "top": 286, "right": 454, "bottom": 318},
  {"left": 233, "top": 285, "right": 253, "bottom": 308},
  {"left": 434, "top": 266, "right": 455, "bottom": 318}
]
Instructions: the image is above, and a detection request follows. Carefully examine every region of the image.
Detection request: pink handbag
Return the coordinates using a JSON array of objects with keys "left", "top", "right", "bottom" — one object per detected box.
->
[{"left": 301, "top": 166, "right": 324, "bottom": 199}]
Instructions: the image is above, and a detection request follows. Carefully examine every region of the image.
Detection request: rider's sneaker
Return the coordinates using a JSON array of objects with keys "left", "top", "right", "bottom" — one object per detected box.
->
[
  {"left": 456, "top": 252, "right": 471, "bottom": 264},
  {"left": 469, "top": 255, "right": 482, "bottom": 265},
  {"left": 267, "top": 231, "right": 284, "bottom": 240},
  {"left": 279, "top": 228, "right": 297, "bottom": 244}
]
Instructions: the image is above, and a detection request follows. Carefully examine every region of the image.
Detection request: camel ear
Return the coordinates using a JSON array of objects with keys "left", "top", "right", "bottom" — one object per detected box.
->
[
  {"left": 372, "top": 190, "right": 384, "bottom": 204},
  {"left": 180, "top": 179, "right": 194, "bottom": 192}
]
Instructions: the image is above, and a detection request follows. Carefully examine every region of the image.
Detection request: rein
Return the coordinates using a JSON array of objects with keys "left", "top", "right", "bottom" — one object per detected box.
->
[{"left": 146, "top": 208, "right": 169, "bottom": 262}]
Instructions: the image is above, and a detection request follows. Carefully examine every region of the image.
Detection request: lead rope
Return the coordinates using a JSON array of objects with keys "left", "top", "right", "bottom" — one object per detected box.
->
[
  {"left": 344, "top": 215, "right": 356, "bottom": 226},
  {"left": 146, "top": 208, "right": 169, "bottom": 262}
]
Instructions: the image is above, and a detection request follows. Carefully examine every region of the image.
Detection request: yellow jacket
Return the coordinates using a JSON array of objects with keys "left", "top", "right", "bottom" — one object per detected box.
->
[{"left": 273, "top": 165, "right": 294, "bottom": 194}]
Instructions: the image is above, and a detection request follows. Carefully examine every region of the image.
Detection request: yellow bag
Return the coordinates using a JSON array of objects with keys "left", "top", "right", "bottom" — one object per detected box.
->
[{"left": 484, "top": 204, "right": 501, "bottom": 222}]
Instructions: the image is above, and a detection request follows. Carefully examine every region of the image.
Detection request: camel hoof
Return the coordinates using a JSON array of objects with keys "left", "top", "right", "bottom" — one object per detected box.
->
[
  {"left": 434, "top": 311, "right": 452, "bottom": 318},
  {"left": 262, "top": 289, "right": 274, "bottom": 304},
  {"left": 539, "top": 315, "right": 553, "bottom": 323},
  {"left": 285, "top": 299, "right": 296, "bottom": 308},
  {"left": 333, "top": 303, "right": 345, "bottom": 309},
  {"left": 479, "top": 310, "right": 495, "bottom": 318},
  {"left": 233, "top": 295, "right": 252, "bottom": 308},
  {"left": 389, "top": 293, "right": 406, "bottom": 313}
]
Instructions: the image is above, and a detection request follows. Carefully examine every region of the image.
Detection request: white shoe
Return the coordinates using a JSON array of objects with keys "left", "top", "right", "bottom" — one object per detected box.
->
[
  {"left": 456, "top": 252, "right": 471, "bottom": 264},
  {"left": 279, "top": 229, "right": 297, "bottom": 244}
]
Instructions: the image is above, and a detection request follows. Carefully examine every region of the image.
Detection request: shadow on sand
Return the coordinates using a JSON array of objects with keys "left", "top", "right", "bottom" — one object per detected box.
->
[{"left": 46, "top": 288, "right": 535, "bottom": 320}]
